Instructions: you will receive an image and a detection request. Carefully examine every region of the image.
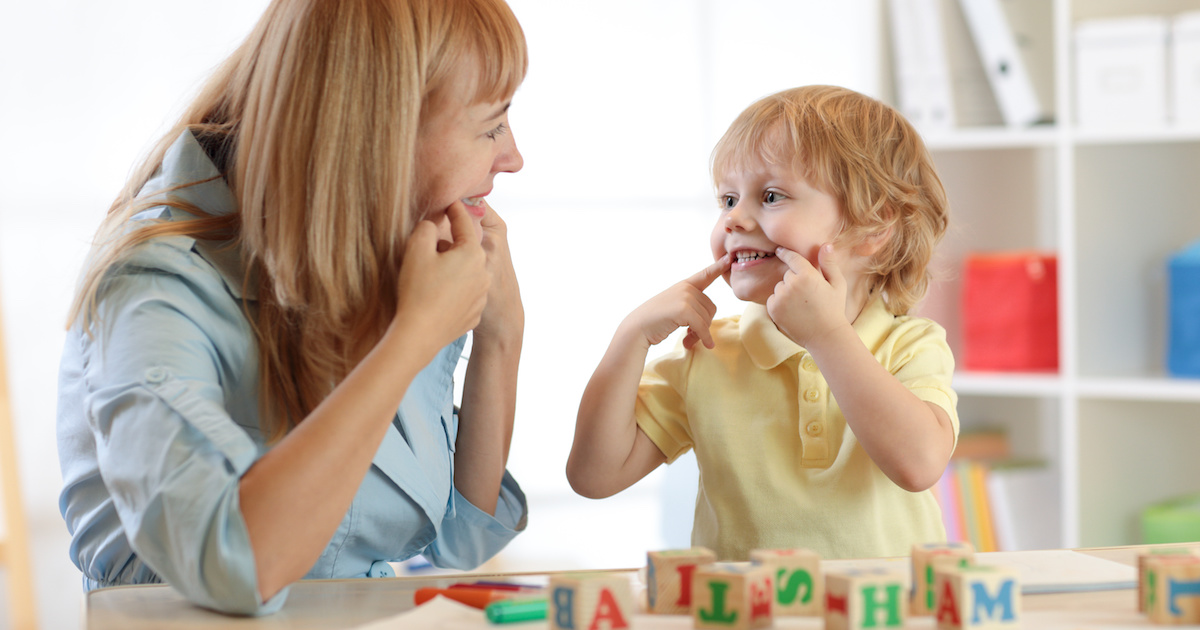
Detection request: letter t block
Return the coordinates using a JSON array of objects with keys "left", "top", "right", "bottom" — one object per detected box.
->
[
  {"left": 826, "top": 568, "right": 908, "bottom": 630},
  {"left": 934, "top": 565, "right": 1020, "bottom": 630},
  {"left": 692, "top": 562, "right": 774, "bottom": 630},
  {"left": 548, "top": 572, "right": 634, "bottom": 630},
  {"left": 647, "top": 547, "right": 717, "bottom": 614},
  {"left": 911, "top": 541, "right": 975, "bottom": 616},
  {"left": 749, "top": 547, "right": 824, "bottom": 616}
]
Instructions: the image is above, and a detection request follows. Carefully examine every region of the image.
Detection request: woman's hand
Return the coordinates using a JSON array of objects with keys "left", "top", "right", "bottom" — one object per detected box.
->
[
  {"left": 618, "top": 255, "right": 730, "bottom": 351},
  {"left": 474, "top": 202, "right": 524, "bottom": 343},
  {"left": 394, "top": 201, "right": 490, "bottom": 355}
]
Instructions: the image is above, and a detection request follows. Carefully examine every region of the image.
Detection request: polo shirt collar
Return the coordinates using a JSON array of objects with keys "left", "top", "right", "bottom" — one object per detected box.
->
[{"left": 739, "top": 294, "right": 896, "bottom": 369}]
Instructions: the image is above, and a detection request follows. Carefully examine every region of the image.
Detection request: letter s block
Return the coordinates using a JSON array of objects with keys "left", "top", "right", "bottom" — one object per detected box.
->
[
  {"left": 647, "top": 547, "right": 717, "bottom": 614},
  {"left": 548, "top": 572, "right": 634, "bottom": 630},
  {"left": 826, "top": 568, "right": 908, "bottom": 630},
  {"left": 934, "top": 565, "right": 1020, "bottom": 630},
  {"left": 749, "top": 547, "right": 823, "bottom": 616},
  {"left": 692, "top": 562, "right": 774, "bottom": 630}
]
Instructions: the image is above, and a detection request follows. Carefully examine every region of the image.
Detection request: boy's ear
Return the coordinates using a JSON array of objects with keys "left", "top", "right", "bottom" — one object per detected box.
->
[{"left": 855, "top": 223, "right": 894, "bottom": 258}]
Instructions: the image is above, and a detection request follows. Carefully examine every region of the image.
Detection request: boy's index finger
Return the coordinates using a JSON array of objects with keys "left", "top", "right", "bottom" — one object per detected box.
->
[
  {"left": 774, "top": 246, "right": 812, "bottom": 272},
  {"left": 686, "top": 254, "right": 732, "bottom": 290}
]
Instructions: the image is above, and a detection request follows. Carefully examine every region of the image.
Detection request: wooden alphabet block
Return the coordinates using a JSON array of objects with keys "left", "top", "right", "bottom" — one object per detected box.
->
[
  {"left": 691, "top": 562, "right": 774, "bottom": 630},
  {"left": 548, "top": 572, "right": 634, "bottom": 630},
  {"left": 646, "top": 546, "right": 716, "bottom": 614},
  {"left": 911, "top": 541, "right": 975, "bottom": 616},
  {"left": 749, "top": 547, "right": 823, "bottom": 616},
  {"left": 826, "top": 568, "right": 909, "bottom": 630},
  {"left": 1139, "top": 547, "right": 1200, "bottom": 612},
  {"left": 1145, "top": 554, "right": 1200, "bottom": 624},
  {"left": 934, "top": 565, "right": 1020, "bottom": 630}
]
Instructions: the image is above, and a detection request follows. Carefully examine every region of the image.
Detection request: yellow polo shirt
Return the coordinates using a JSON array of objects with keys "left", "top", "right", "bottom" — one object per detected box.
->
[{"left": 635, "top": 296, "right": 958, "bottom": 560}]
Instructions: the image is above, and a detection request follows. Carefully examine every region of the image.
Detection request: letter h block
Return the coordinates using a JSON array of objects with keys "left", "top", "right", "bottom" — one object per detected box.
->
[
  {"left": 1145, "top": 554, "right": 1200, "bottom": 624},
  {"left": 911, "top": 542, "right": 975, "bottom": 616},
  {"left": 548, "top": 572, "right": 634, "bottom": 630},
  {"left": 691, "top": 562, "right": 774, "bottom": 630},
  {"left": 934, "top": 565, "right": 1020, "bottom": 630},
  {"left": 647, "top": 547, "right": 716, "bottom": 614},
  {"left": 749, "top": 547, "right": 824, "bottom": 616},
  {"left": 826, "top": 568, "right": 908, "bottom": 630}
]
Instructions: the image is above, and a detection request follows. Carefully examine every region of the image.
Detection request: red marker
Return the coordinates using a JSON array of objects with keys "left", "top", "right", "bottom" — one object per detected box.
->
[{"left": 413, "top": 587, "right": 513, "bottom": 609}]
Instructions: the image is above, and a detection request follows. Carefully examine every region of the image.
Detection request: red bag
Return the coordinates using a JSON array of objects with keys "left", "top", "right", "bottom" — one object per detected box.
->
[{"left": 962, "top": 252, "right": 1059, "bottom": 371}]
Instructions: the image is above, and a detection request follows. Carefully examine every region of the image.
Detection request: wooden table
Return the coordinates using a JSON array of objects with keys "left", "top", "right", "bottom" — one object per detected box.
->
[{"left": 83, "top": 545, "right": 1184, "bottom": 629}]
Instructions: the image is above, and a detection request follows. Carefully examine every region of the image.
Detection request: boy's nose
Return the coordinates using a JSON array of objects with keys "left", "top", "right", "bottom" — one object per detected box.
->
[{"left": 724, "top": 205, "right": 753, "bottom": 233}]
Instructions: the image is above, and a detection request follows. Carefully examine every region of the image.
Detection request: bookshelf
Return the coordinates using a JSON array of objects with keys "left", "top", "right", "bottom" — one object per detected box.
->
[{"left": 893, "top": 0, "right": 1200, "bottom": 549}]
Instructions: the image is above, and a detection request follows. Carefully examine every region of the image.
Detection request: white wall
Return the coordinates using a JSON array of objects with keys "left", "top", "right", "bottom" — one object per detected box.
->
[{"left": 0, "top": 1, "right": 879, "bottom": 627}]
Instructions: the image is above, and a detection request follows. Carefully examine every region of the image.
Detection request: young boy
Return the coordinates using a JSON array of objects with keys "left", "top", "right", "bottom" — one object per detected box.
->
[{"left": 566, "top": 85, "right": 957, "bottom": 560}]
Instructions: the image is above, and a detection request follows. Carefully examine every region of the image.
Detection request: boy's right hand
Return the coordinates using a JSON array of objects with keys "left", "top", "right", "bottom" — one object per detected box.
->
[{"left": 621, "top": 255, "right": 731, "bottom": 351}]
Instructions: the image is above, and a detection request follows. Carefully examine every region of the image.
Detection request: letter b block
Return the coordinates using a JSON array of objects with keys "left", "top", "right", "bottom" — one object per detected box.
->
[
  {"left": 548, "top": 573, "right": 634, "bottom": 630},
  {"left": 934, "top": 565, "right": 1020, "bottom": 630},
  {"left": 749, "top": 547, "right": 824, "bottom": 616},
  {"left": 911, "top": 542, "right": 975, "bottom": 616},
  {"left": 826, "top": 568, "right": 908, "bottom": 630},
  {"left": 692, "top": 562, "right": 774, "bottom": 630},
  {"left": 647, "top": 547, "right": 717, "bottom": 614}
]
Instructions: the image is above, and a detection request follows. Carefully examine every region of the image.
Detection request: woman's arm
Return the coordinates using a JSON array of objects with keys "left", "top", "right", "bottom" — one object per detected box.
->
[
  {"left": 566, "top": 257, "right": 729, "bottom": 499},
  {"left": 239, "top": 203, "right": 489, "bottom": 602}
]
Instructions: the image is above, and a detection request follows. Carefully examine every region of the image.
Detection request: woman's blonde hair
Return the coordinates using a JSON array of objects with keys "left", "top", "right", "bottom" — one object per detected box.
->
[
  {"left": 711, "top": 85, "right": 949, "bottom": 315},
  {"left": 68, "top": 0, "right": 527, "bottom": 441}
]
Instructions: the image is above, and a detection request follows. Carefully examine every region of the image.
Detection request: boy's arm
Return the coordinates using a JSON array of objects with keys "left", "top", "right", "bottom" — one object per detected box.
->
[
  {"left": 769, "top": 245, "right": 954, "bottom": 492},
  {"left": 566, "top": 256, "right": 730, "bottom": 499}
]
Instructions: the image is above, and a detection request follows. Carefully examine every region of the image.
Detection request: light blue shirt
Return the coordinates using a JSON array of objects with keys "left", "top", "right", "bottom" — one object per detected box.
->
[{"left": 56, "top": 131, "right": 527, "bottom": 615}]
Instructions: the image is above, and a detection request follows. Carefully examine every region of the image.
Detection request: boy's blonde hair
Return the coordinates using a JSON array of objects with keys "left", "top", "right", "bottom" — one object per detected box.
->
[
  {"left": 711, "top": 85, "right": 949, "bottom": 315},
  {"left": 68, "top": 0, "right": 527, "bottom": 441}
]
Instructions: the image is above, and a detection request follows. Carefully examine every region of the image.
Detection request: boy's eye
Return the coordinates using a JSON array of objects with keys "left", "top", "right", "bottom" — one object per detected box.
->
[
  {"left": 764, "top": 191, "right": 782, "bottom": 204},
  {"left": 720, "top": 195, "right": 737, "bottom": 209}
]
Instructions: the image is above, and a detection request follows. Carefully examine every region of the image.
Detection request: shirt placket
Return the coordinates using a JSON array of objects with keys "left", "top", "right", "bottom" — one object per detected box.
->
[{"left": 796, "top": 352, "right": 832, "bottom": 468}]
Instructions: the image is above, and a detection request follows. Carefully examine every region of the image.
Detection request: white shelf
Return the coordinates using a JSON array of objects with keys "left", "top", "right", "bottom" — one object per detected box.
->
[
  {"left": 953, "top": 372, "right": 1063, "bottom": 397},
  {"left": 1076, "top": 376, "right": 1200, "bottom": 401}
]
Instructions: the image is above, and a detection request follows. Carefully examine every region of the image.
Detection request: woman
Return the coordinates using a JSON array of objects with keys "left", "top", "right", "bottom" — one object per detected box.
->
[{"left": 57, "top": 0, "right": 527, "bottom": 615}]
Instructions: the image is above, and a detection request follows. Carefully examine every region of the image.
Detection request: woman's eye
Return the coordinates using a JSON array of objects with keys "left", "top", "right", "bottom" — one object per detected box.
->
[{"left": 485, "top": 123, "right": 508, "bottom": 141}]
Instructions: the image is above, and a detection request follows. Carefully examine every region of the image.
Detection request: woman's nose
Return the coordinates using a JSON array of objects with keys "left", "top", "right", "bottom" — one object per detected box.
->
[{"left": 496, "top": 134, "right": 523, "bottom": 174}]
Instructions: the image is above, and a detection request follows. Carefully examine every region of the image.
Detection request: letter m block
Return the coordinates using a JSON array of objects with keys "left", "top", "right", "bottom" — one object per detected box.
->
[{"left": 934, "top": 565, "right": 1020, "bottom": 630}]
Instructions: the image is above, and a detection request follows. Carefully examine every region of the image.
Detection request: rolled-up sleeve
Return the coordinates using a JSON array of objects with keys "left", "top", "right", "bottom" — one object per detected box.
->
[
  {"left": 82, "top": 268, "right": 283, "bottom": 615},
  {"left": 421, "top": 470, "right": 527, "bottom": 569}
]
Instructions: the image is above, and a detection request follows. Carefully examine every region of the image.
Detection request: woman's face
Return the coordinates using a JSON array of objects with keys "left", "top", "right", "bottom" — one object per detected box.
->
[{"left": 414, "top": 65, "right": 523, "bottom": 241}]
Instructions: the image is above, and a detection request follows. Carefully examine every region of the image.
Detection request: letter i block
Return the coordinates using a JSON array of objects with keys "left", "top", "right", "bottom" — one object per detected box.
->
[
  {"left": 911, "top": 542, "right": 975, "bottom": 616},
  {"left": 548, "top": 573, "right": 634, "bottom": 630},
  {"left": 1145, "top": 555, "right": 1200, "bottom": 624},
  {"left": 933, "top": 565, "right": 1020, "bottom": 630},
  {"left": 691, "top": 562, "right": 774, "bottom": 630},
  {"left": 1139, "top": 547, "right": 1200, "bottom": 612},
  {"left": 749, "top": 547, "right": 824, "bottom": 615},
  {"left": 647, "top": 547, "right": 716, "bottom": 614},
  {"left": 825, "top": 568, "right": 908, "bottom": 630}
]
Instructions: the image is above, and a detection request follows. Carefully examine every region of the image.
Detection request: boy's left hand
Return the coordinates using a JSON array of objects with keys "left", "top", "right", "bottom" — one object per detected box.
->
[{"left": 767, "top": 244, "right": 849, "bottom": 347}]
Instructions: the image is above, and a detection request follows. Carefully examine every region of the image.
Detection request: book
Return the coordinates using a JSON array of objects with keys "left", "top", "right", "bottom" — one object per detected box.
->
[
  {"left": 955, "top": 0, "right": 1050, "bottom": 126},
  {"left": 986, "top": 460, "right": 1059, "bottom": 551},
  {"left": 887, "top": 0, "right": 956, "bottom": 130}
]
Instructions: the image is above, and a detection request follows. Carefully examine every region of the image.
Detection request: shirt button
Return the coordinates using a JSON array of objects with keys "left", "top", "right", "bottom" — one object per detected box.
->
[
  {"left": 806, "top": 422, "right": 823, "bottom": 436},
  {"left": 803, "top": 389, "right": 821, "bottom": 402},
  {"left": 144, "top": 367, "right": 168, "bottom": 384},
  {"left": 801, "top": 357, "right": 818, "bottom": 372}
]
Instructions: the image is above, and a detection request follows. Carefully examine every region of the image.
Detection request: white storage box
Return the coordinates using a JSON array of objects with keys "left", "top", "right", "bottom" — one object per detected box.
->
[
  {"left": 1075, "top": 16, "right": 1169, "bottom": 128},
  {"left": 1173, "top": 12, "right": 1200, "bottom": 126}
]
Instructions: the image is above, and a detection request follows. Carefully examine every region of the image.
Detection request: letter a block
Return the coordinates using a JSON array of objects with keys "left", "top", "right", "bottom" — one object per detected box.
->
[
  {"left": 691, "top": 562, "right": 774, "bottom": 630},
  {"left": 750, "top": 547, "right": 824, "bottom": 616},
  {"left": 934, "top": 565, "right": 1020, "bottom": 630},
  {"left": 548, "top": 573, "right": 634, "bottom": 630},
  {"left": 647, "top": 547, "right": 717, "bottom": 614},
  {"left": 912, "top": 542, "right": 975, "bottom": 616},
  {"left": 1145, "top": 555, "right": 1200, "bottom": 624},
  {"left": 826, "top": 568, "right": 908, "bottom": 630}
]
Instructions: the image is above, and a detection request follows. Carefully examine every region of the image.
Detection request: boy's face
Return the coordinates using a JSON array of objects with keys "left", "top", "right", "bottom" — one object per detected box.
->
[{"left": 709, "top": 156, "right": 847, "bottom": 305}]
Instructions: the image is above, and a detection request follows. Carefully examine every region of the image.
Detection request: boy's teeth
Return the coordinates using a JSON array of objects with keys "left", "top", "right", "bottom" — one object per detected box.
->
[
  {"left": 462, "top": 197, "right": 483, "bottom": 207},
  {"left": 735, "top": 251, "right": 774, "bottom": 262}
]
